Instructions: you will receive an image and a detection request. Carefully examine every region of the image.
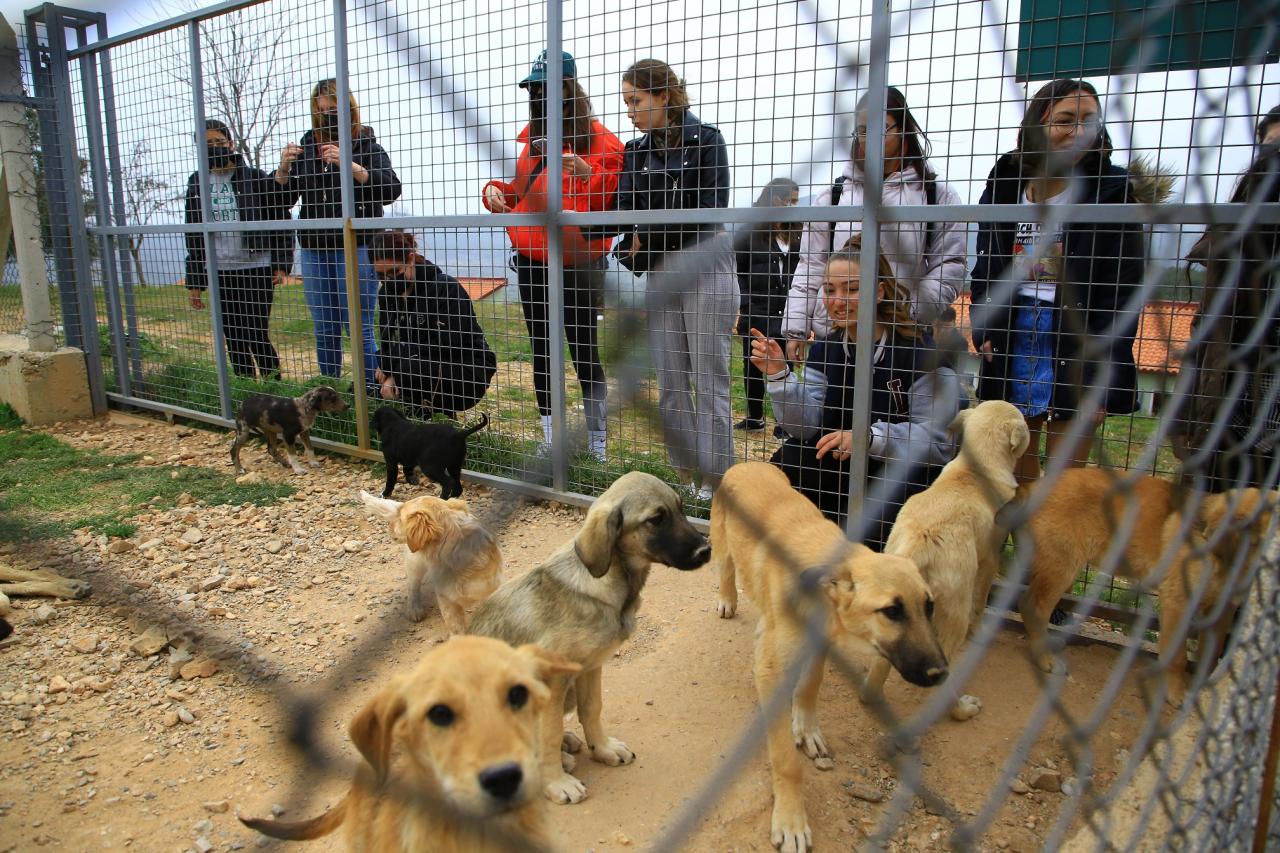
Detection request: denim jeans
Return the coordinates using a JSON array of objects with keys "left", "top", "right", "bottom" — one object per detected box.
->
[{"left": 300, "top": 246, "right": 379, "bottom": 386}]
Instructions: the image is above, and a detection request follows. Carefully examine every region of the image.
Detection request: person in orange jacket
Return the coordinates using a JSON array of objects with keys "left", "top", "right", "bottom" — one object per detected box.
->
[{"left": 483, "top": 50, "right": 624, "bottom": 461}]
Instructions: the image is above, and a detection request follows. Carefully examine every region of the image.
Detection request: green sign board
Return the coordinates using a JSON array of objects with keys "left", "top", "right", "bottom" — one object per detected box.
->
[{"left": 1016, "top": 0, "right": 1280, "bottom": 81}]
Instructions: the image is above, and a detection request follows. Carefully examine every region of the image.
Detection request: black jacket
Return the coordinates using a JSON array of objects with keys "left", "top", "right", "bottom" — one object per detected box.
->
[
  {"left": 734, "top": 225, "right": 799, "bottom": 321},
  {"left": 969, "top": 153, "right": 1147, "bottom": 418},
  {"left": 615, "top": 110, "right": 730, "bottom": 266},
  {"left": 280, "top": 127, "right": 402, "bottom": 250},
  {"left": 377, "top": 258, "right": 496, "bottom": 416},
  {"left": 184, "top": 161, "right": 295, "bottom": 290}
]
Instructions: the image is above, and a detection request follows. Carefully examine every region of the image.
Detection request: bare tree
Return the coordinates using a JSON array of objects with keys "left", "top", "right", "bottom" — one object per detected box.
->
[{"left": 122, "top": 140, "right": 175, "bottom": 287}]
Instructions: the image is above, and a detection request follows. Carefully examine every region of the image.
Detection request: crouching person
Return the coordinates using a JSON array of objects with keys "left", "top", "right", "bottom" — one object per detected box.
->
[
  {"left": 369, "top": 231, "right": 497, "bottom": 419},
  {"left": 751, "top": 235, "right": 965, "bottom": 548}
]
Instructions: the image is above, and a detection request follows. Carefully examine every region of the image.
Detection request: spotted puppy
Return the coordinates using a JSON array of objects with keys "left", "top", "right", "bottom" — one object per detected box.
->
[{"left": 230, "top": 385, "right": 349, "bottom": 475}]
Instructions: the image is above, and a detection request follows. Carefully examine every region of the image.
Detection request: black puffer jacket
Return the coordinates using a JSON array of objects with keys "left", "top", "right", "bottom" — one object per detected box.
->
[
  {"left": 969, "top": 153, "right": 1163, "bottom": 418},
  {"left": 184, "top": 160, "right": 295, "bottom": 289},
  {"left": 377, "top": 257, "right": 496, "bottom": 416},
  {"left": 734, "top": 225, "right": 799, "bottom": 322},
  {"left": 280, "top": 127, "right": 402, "bottom": 250},
  {"left": 615, "top": 110, "right": 730, "bottom": 267}
]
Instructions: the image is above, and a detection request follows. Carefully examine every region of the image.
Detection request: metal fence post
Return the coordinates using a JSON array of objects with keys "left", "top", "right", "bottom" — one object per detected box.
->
[
  {"left": 189, "top": 19, "right": 234, "bottom": 422},
  {"left": 545, "top": 0, "right": 567, "bottom": 491},
  {"left": 334, "top": 0, "right": 370, "bottom": 451},
  {"left": 844, "top": 0, "right": 889, "bottom": 540}
]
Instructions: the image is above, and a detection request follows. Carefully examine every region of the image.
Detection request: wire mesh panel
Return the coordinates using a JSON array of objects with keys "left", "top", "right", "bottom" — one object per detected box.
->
[{"left": 12, "top": 0, "right": 1280, "bottom": 849}]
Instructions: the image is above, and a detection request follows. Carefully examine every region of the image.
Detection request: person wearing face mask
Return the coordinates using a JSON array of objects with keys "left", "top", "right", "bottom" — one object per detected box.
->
[
  {"left": 481, "top": 50, "right": 623, "bottom": 461},
  {"left": 368, "top": 231, "right": 495, "bottom": 419},
  {"left": 733, "top": 178, "right": 800, "bottom": 432},
  {"left": 615, "top": 58, "right": 737, "bottom": 501},
  {"left": 782, "top": 86, "right": 967, "bottom": 362},
  {"left": 184, "top": 119, "right": 294, "bottom": 380},
  {"left": 969, "top": 78, "right": 1171, "bottom": 483},
  {"left": 275, "top": 79, "right": 402, "bottom": 393}
]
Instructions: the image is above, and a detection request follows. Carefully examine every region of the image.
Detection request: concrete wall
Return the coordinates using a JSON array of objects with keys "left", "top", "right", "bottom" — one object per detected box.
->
[{"left": 0, "top": 335, "right": 93, "bottom": 425}]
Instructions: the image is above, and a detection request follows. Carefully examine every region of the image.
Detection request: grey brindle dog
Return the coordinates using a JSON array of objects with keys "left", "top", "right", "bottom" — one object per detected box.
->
[{"left": 230, "top": 385, "right": 349, "bottom": 475}]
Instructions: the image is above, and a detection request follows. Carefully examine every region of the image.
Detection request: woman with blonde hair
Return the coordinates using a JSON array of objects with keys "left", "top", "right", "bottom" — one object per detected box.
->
[
  {"left": 752, "top": 234, "right": 964, "bottom": 546},
  {"left": 276, "top": 78, "right": 402, "bottom": 392}
]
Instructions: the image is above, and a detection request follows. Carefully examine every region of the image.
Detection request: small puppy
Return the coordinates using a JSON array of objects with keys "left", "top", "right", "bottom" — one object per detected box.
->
[
  {"left": 712, "top": 461, "right": 946, "bottom": 853},
  {"left": 862, "top": 400, "right": 1030, "bottom": 722},
  {"left": 1018, "top": 469, "right": 1277, "bottom": 703},
  {"left": 373, "top": 407, "right": 489, "bottom": 499},
  {"left": 469, "top": 471, "right": 710, "bottom": 805},
  {"left": 240, "top": 635, "right": 580, "bottom": 852},
  {"left": 359, "top": 490, "right": 502, "bottom": 632},
  {"left": 231, "top": 385, "right": 348, "bottom": 475}
]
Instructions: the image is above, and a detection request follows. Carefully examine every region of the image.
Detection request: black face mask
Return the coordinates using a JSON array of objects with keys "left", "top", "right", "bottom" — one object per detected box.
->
[
  {"left": 319, "top": 111, "right": 339, "bottom": 132},
  {"left": 207, "top": 145, "right": 235, "bottom": 170}
]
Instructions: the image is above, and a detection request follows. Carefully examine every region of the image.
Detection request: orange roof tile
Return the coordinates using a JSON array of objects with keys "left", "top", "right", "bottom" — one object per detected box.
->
[{"left": 459, "top": 277, "right": 507, "bottom": 301}]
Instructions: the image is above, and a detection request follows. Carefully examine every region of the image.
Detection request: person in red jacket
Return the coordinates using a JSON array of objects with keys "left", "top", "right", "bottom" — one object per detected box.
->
[{"left": 483, "top": 50, "right": 624, "bottom": 461}]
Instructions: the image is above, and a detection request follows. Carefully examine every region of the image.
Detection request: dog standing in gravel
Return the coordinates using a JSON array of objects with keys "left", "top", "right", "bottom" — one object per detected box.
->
[
  {"left": 240, "top": 635, "right": 580, "bottom": 852},
  {"left": 468, "top": 471, "right": 711, "bottom": 805},
  {"left": 230, "top": 385, "right": 348, "bottom": 475},
  {"left": 372, "top": 408, "right": 489, "bottom": 500},
  {"left": 860, "top": 401, "right": 1029, "bottom": 723},
  {"left": 360, "top": 490, "right": 502, "bottom": 632}
]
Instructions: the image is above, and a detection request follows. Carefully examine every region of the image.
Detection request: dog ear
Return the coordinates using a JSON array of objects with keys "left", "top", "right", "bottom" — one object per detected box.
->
[
  {"left": 947, "top": 408, "right": 972, "bottom": 441},
  {"left": 402, "top": 505, "right": 443, "bottom": 553},
  {"left": 1007, "top": 419, "right": 1031, "bottom": 456},
  {"left": 517, "top": 644, "right": 583, "bottom": 685},
  {"left": 348, "top": 682, "right": 407, "bottom": 783},
  {"left": 574, "top": 503, "right": 624, "bottom": 578}
]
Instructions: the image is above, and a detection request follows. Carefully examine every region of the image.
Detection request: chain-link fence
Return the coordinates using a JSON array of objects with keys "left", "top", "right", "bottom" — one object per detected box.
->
[{"left": 11, "top": 0, "right": 1280, "bottom": 848}]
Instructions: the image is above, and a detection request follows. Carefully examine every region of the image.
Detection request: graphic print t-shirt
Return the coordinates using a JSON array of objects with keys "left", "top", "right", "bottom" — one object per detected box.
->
[
  {"left": 208, "top": 173, "right": 270, "bottom": 271},
  {"left": 1012, "top": 189, "right": 1068, "bottom": 303}
]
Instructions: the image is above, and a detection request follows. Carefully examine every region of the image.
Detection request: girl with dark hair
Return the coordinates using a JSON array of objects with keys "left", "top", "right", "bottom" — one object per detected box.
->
[
  {"left": 185, "top": 119, "right": 294, "bottom": 379},
  {"left": 783, "top": 85, "right": 966, "bottom": 360},
  {"left": 733, "top": 178, "right": 800, "bottom": 431},
  {"left": 753, "top": 234, "right": 964, "bottom": 547},
  {"left": 1258, "top": 105, "right": 1280, "bottom": 146},
  {"left": 482, "top": 50, "right": 623, "bottom": 460},
  {"left": 616, "top": 58, "right": 737, "bottom": 499},
  {"left": 275, "top": 79, "right": 402, "bottom": 392},
  {"left": 969, "top": 78, "right": 1169, "bottom": 482},
  {"left": 368, "top": 231, "right": 496, "bottom": 418}
]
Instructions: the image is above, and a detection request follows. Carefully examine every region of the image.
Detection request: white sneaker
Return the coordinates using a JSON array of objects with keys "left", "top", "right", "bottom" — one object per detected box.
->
[{"left": 694, "top": 484, "right": 714, "bottom": 502}]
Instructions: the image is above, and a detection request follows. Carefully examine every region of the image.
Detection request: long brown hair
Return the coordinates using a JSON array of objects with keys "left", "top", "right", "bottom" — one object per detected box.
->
[
  {"left": 622, "top": 59, "right": 690, "bottom": 147},
  {"left": 856, "top": 86, "right": 935, "bottom": 185},
  {"left": 528, "top": 78, "right": 597, "bottom": 154},
  {"left": 310, "top": 78, "right": 365, "bottom": 144},
  {"left": 827, "top": 233, "right": 918, "bottom": 339}
]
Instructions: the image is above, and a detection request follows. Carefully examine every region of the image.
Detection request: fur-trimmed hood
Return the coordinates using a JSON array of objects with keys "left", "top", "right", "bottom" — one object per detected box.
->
[{"left": 1125, "top": 156, "right": 1176, "bottom": 205}]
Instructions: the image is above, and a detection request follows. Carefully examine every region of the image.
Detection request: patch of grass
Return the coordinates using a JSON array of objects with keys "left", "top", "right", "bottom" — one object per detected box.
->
[{"left": 0, "top": 416, "right": 294, "bottom": 542}]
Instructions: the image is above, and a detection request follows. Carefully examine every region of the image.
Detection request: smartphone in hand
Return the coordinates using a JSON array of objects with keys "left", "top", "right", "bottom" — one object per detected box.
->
[{"left": 530, "top": 137, "right": 548, "bottom": 155}]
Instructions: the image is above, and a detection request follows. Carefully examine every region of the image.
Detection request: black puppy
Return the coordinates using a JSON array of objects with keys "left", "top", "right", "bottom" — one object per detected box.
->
[
  {"left": 230, "top": 385, "right": 349, "bottom": 475},
  {"left": 372, "top": 407, "right": 489, "bottom": 499}
]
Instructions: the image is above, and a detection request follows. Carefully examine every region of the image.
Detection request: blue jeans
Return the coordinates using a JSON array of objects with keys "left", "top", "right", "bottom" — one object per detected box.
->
[
  {"left": 300, "top": 247, "right": 379, "bottom": 386},
  {"left": 1009, "top": 294, "right": 1055, "bottom": 419}
]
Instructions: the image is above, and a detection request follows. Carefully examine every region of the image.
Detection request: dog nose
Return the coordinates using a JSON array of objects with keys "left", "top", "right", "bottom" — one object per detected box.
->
[
  {"left": 478, "top": 762, "right": 524, "bottom": 800},
  {"left": 923, "top": 665, "right": 948, "bottom": 686},
  {"left": 691, "top": 542, "right": 711, "bottom": 565}
]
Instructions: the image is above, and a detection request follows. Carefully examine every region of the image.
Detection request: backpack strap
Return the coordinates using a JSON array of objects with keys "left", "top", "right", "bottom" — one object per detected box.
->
[
  {"left": 828, "top": 175, "right": 849, "bottom": 253},
  {"left": 923, "top": 174, "right": 938, "bottom": 255}
]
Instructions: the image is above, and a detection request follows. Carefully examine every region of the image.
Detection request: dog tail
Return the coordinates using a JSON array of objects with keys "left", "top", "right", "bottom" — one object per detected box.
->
[
  {"left": 239, "top": 794, "right": 348, "bottom": 840},
  {"left": 460, "top": 412, "right": 490, "bottom": 439}
]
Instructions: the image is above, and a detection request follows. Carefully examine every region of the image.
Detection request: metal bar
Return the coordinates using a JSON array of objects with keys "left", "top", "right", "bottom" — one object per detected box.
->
[
  {"left": 344, "top": 221, "right": 370, "bottom": 450},
  {"left": 77, "top": 41, "right": 130, "bottom": 397},
  {"left": 545, "top": 3, "right": 567, "bottom": 491},
  {"left": 96, "top": 31, "right": 143, "bottom": 389},
  {"left": 189, "top": 20, "right": 234, "bottom": 422},
  {"left": 1253, "top": 670, "right": 1280, "bottom": 853},
  {"left": 844, "top": 0, "right": 890, "bottom": 539},
  {"left": 64, "top": 0, "right": 270, "bottom": 58}
]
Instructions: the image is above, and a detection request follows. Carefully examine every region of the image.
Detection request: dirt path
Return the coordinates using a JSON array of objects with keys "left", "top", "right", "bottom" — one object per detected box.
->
[{"left": 0, "top": 412, "right": 1154, "bottom": 852}]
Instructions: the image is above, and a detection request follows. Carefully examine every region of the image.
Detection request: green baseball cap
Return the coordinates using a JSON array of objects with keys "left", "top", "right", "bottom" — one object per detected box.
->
[{"left": 519, "top": 50, "right": 577, "bottom": 88}]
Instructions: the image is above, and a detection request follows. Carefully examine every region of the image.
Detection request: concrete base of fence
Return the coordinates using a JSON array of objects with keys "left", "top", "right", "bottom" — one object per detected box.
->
[{"left": 0, "top": 334, "right": 93, "bottom": 425}]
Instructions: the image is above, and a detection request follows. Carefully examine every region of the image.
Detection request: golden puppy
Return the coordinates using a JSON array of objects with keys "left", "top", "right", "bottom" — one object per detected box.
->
[
  {"left": 240, "top": 635, "right": 580, "bottom": 852},
  {"left": 712, "top": 461, "right": 946, "bottom": 853},
  {"left": 360, "top": 490, "right": 502, "bottom": 633},
  {"left": 1017, "top": 469, "right": 1277, "bottom": 703},
  {"left": 862, "top": 401, "right": 1029, "bottom": 722}
]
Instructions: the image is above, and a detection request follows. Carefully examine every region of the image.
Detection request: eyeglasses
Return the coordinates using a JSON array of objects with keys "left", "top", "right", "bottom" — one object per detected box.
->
[
  {"left": 853, "top": 123, "right": 899, "bottom": 139},
  {"left": 1046, "top": 115, "right": 1102, "bottom": 132}
]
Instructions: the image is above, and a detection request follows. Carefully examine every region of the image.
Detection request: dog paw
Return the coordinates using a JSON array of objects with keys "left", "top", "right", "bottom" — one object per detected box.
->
[
  {"left": 857, "top": 680, "right": 883, "bottom": 706},
  {"left": 560, "top": 750, "right": 576, "bottom": 773},
  {"left": 407, "top": 604, "right": 427, "bottom": 623},
  {"left": 290, "top": 466, "right": 308, "bottom": 476},
  {"left": 307, "top": 458, "right": 322, "bottom": 469},
  {"left": 716, "top": 597, "right": 736, "bottom": 619},
  {"left": 561, "top": 731, "right": 584, "bottom": 754},
  {"left": 589, "top": 736, "right": 635, "bottom": 766},
  {"left": 770, "top": 805, "right": 812, "bottom": 853},
  {"left": 1036, "top": 653, "right": 1066, "bottom": 675},
  {"left": 544, "top": 773, "right": 587, "bottom": 804},
  {"left": 792, "top": 711, "right": 830, "bottom": 760},
  {"left": 950, "top": 694, "right": 982, "bottom": 721},
  {"left": 62, "top": 579, "right": 92, "bottom": 600}
]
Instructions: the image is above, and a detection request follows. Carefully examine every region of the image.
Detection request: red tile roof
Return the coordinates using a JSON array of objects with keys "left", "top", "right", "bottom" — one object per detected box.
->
[{"left": 459, "top": 277, "right": 507, "bottom": 301}]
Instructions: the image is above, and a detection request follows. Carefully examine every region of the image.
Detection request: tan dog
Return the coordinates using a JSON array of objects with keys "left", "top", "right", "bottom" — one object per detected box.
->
[
  {"left": 1017, "top": 469, "right": 1277, "bottom": 703},
  {"left": 861, "top": 401, "right": 1030, "bottom": 722},
  {"left": 360, "top": 491, "right": 502, "bottom": 633},
  {"left": 469, "top": 471, "right": 710, "bottom": 805},
  {"left": 240, "top": 635, "right": 580, "bottom": 852},
  {"left": 712, "top": 461, "right": 946, "bottom": 853}
]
